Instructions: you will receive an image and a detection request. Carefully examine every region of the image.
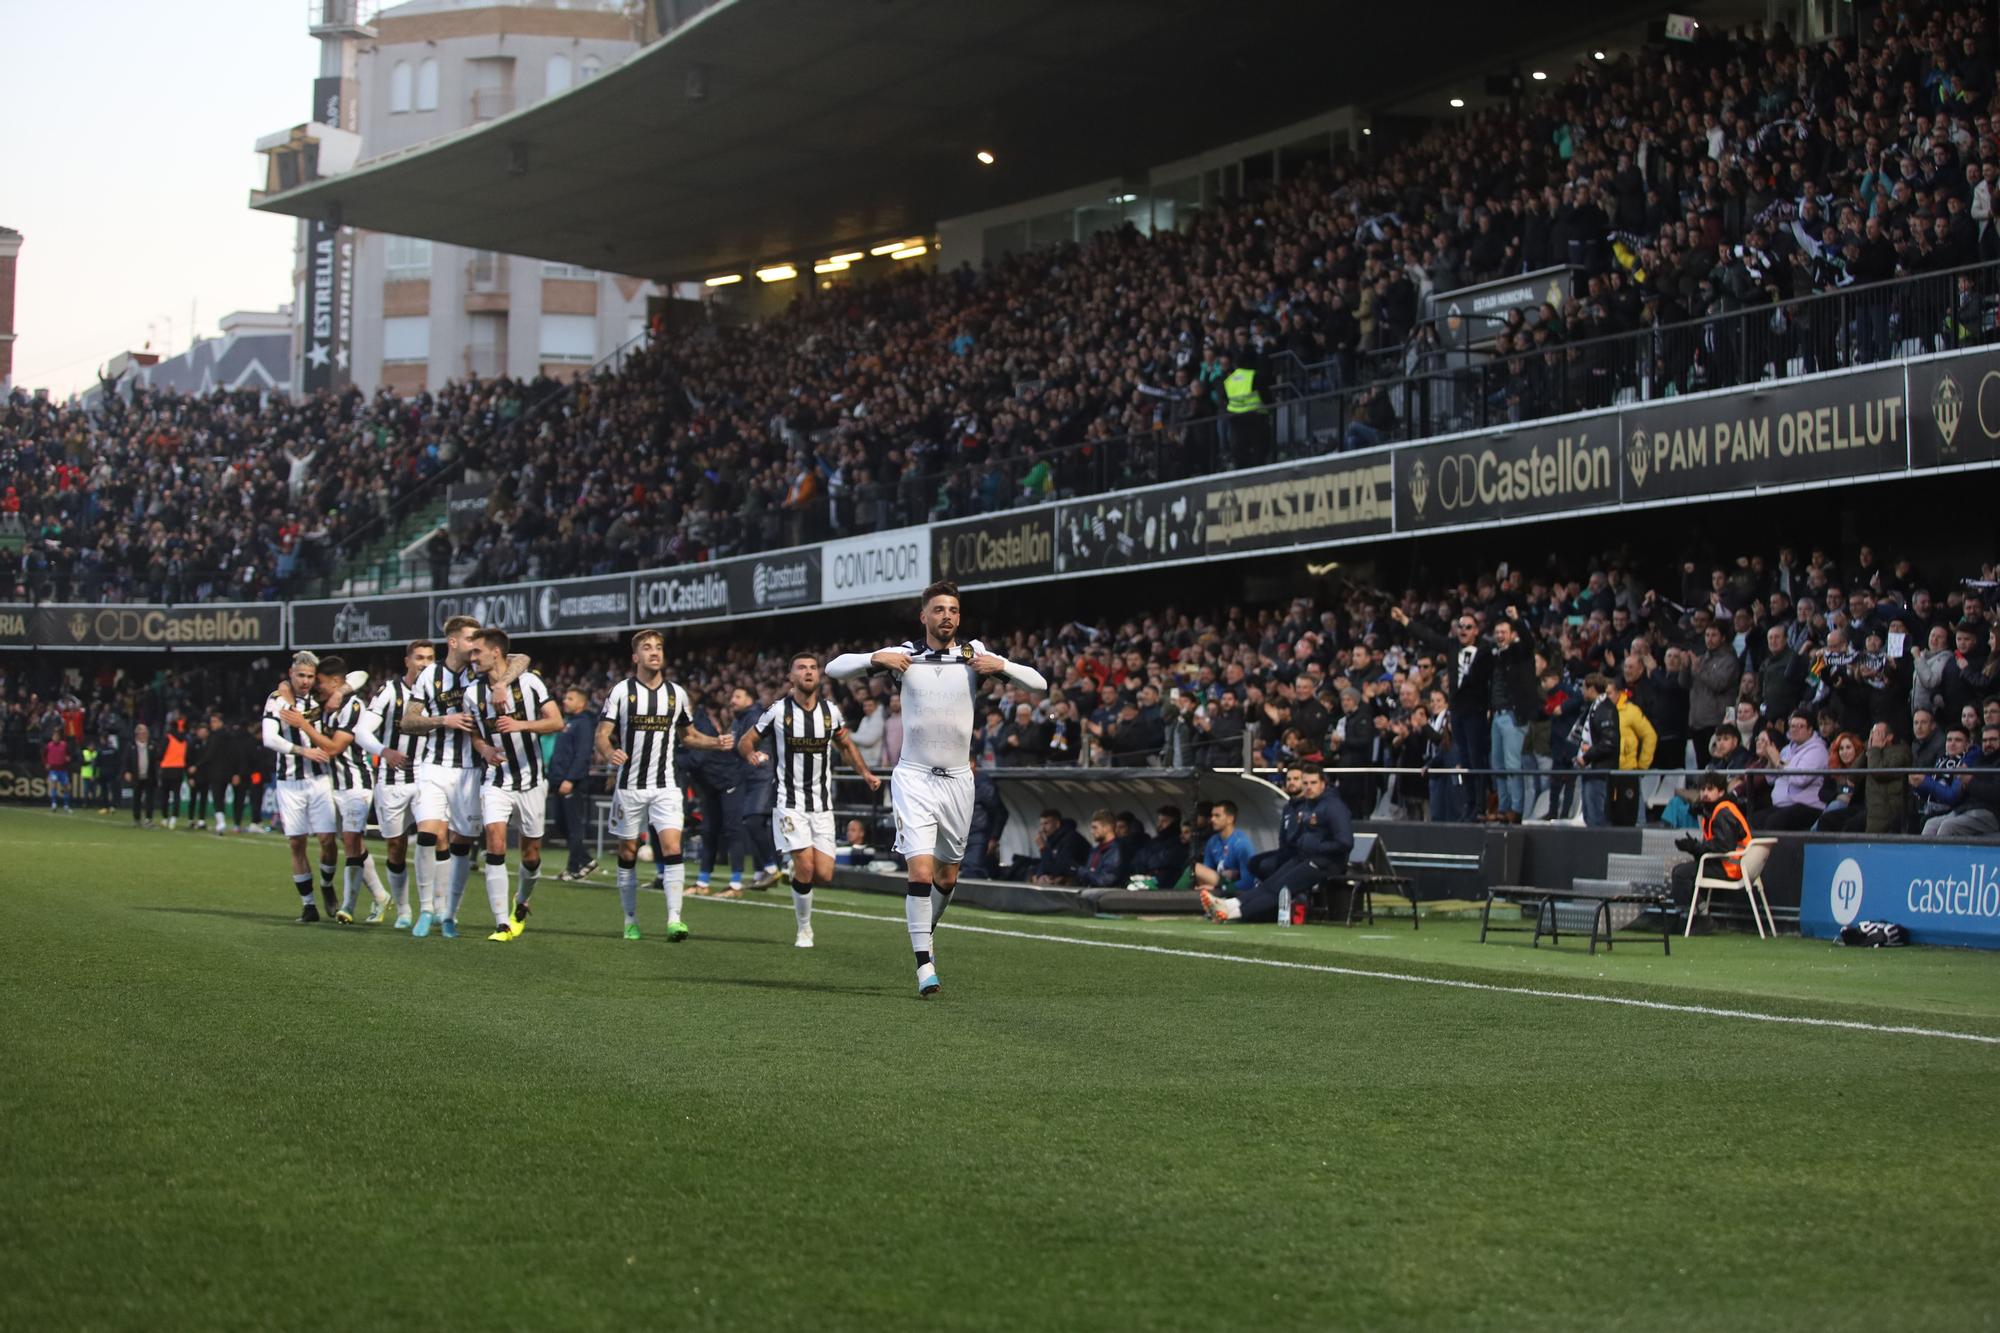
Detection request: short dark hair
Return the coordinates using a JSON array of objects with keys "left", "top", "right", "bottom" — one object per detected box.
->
[
  {"left": 441, "top": 615, "right": 480, "bottom": 638},
  {"left": 1698, "top": 770, "right": 1729, "bottom": 792},
  {"left": 790, "top": 651, "right": 824, "bottom": 671},
  {"left": 406, "top": 639, "right": 435, "bottom": 659},
  {"left": 1214, "top": 799, "right": 1239, "bottom": 820},
  {"left": 316, "top": 654, "right": 347, "bottom": 676},
  {"left": 631, "top": 629, "right": 664, "bottom": 653},
  {"left": 1039, "top": 808, "right": 1063, "bottom": 821},
  {"left": 920, "top": 579, "right": 960, "bottom": 609},
  {"left": 1299, "top": 760, "right": 1324, "bottom": 778},
  {"left": 474, "top": 627, "right": 510, "bottom": 654}
]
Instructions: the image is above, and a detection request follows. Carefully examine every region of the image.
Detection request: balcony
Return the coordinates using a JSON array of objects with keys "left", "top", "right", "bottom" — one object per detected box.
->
[
  {"left": 464, "top": 254, "right": 509, "bottom": 313},
  {"left": 469, "top": 88, "right": 515, "bottom": 123}
]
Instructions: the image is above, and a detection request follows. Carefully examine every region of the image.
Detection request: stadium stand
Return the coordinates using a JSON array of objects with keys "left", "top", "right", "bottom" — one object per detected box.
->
[{"left": 7, "top": 0, "right": 1998, "bottom": 601}]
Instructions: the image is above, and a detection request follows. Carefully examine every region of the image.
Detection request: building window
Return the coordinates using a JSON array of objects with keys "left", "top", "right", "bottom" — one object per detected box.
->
[
  {"left": 415, "top": 58, "right": 439, "bottom": 112},
  {"left": 546, "top": 53, "right": 573, "bottom": 96},
  {"left": 542, "top": 261, "right": 596, "bottom": 279},
  {"left": 385, "top": 235, "right": 432, "bottom": 281},
  {"left": 390, "top": 61, "right": 413, "bottom": 114},
  {"left": 539, "top": 314, "right": 596, "bottom": 363},
  {"left": 382, "top": 316, "right": 430, "bottom": 364},
  {"left": 579, "top": 55, "right": 603, "bottom": 81}
]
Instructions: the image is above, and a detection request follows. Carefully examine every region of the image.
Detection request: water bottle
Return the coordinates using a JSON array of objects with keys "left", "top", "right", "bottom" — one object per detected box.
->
[{"left": 1276, "top": 886, "right": 1292, "bottom": 928}]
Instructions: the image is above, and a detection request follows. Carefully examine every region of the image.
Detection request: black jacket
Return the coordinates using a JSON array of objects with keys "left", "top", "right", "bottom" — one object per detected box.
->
[
  {"left": 1294, "top": 789, "right": 1355, "bottom": 866},
  {"left": 1407, "top": 619, "right": 1494, "bottom": 707},
  {"left": 1572, "top": 696, "right": 1621, "bottom": 769},
  {"left": 1487, "top": 632, "right": 1542, "bottom": 719},
  {"left": 1033, "top": 820, "right": 1092, "bottom": 880}
]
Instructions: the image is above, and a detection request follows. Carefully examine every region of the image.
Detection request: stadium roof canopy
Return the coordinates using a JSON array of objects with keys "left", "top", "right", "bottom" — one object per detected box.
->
[{"left": 252, "top": 0, "right": 1659, "bottom": 281}]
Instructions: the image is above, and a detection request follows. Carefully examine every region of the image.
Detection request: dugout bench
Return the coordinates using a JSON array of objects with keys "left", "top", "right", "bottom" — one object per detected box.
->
[{"left": 1478, "top": 882, "right": 1675, "bottom": 956}]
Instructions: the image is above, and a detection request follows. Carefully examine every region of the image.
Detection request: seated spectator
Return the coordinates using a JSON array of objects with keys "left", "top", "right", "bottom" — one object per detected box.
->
[
  {"left": 1668, "top": 771, "right": 1753, "bottom": 935},
  {"left": 1248, "top": 763, "right": 1308, "bottom": 884},
  {"left": 1203, "top": 762, "right": 1353, "bottom": 924},
  {"left": 838, "top": 818, "right": 875, "bottom": 867},
  {"left": 1190, "top": 799, "right": 1256, "bottom": 899},
  {"left": 1910, "top": 723, "right": 1976, "bottom": 826},
  {"left": 1859, "top": 721, "right": 1914, "bottom": 835},
  {"left": 1923, "top": 723, "right": 2000, "bottom": 838},
  {"left": 1812, "top": 731, "right": 1868, "bottom": 831},
  {"left": 996, "top": 702, "right": 1048, "bottom": 768},
  {"left": 1028, "top": 809, "right": 1091, "bottom": 885},
  {"left": 1076, "top": 809, "right": 1128, "bottom": 888},
  {"left": 1756, "top": 711, "right": 1830, "bottom": 831},
  {"left": 1129, "top": 805, "right": 1188, "bottom": 886}
]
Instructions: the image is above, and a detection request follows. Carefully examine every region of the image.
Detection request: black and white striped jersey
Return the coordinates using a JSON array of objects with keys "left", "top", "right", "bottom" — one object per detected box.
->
[
  {"left": 364, "top": 676, "right": 416, "bottom": 785},
  {"left": 411, "top": 662, "right": 481, "bottom": 769},
  {"left": 753, "top": 695, "right": 846, "bottom": 813},
  {"left": 469, "top": 671, "right": 551, "bottom": 792},
  {"left": 323, "top": 697, "right": 374, "bottom": 791},
  {"left": 602, "top": 676, "right": 693, "bottom": 791},
  {"left": 263, "top": 686, "right": 328, "bottom": 782}
]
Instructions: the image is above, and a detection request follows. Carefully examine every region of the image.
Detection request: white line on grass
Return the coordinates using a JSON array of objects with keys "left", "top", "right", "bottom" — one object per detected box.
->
[
  {"left": 700, "top": 895, "right": 2000, "bottom": 1049},
  {"left": 10, "top": 810, "right": 1997, "bottom": 1047}
]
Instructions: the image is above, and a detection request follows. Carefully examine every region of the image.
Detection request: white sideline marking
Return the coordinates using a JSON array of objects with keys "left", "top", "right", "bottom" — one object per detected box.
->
[
  {"left": 10, "top": 810, "right": 1998, "bottom": 1047},
  {"left": 702, "top": 895, "right": 2000, "bottom": 1049}
]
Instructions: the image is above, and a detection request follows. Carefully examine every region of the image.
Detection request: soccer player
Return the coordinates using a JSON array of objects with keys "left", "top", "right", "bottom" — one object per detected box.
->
[
  {"left": 596, "top": 628, "right": 736, "bottom": 941},
  {"left": 351, "top": 639, "right": 436, "bottom": 927},
  {"left": 262, "top": 651, "right": 340, "bottom": 922},
  {"left": 740, "top": 652, "right": 882, "bottom": 948},
  {"left": 279, "top": 656, "right": 393, "bottom": 924},
  {"left": 827, "top": 580, "right": 1047, "bottom": 996},
  {"left": 397, "top": 617, "right": 529, "bottom": 939},
  {"left": 463, "top": 628, "right": 563, "bottom": 942}
]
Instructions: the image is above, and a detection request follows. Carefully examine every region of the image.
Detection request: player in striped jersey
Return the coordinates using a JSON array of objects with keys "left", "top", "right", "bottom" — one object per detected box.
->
[
  {"left": 741, "top": 652, "right": 880, "bottom": 948},
  {"left": 396, "top": 616, "right": 529, "bottom": 939},
  {"left": 596, "top": 628, "right": 735, "bottom": 942},
  {"left": 279, "top": 655, "right": 393, "bottom": 925},
  {"left": 350, "top": 639, "right": 436, "bottom": 928},
  {"left": 463, "top": 628, "right": 563, "bottom": 942},
  {"left": 828, "top": 580, "right": 1047, "bottom": 996},
  {"left": 262, "top": 652, "right": 340, "bottom": 922}
]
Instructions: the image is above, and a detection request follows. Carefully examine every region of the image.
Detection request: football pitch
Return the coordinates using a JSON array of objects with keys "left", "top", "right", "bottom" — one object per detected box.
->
[{"left": 5, "top": 806, "right": 1999, "bottom": 1331}]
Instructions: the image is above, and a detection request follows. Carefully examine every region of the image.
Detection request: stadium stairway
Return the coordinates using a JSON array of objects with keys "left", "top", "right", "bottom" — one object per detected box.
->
[{"left": 325, "top": 497, "right": 449, "bottom": 596}]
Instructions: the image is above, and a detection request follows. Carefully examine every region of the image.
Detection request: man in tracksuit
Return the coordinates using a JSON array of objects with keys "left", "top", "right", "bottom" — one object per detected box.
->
[
  {"left": 728, "top": 686, "right": 782, "bottom": 887},
  {"left": 551, "top": 687, "right": 599, "bottom": 880},
  {"left": 1204, "top": 762, "right": 1353, "bottom": 923},
  {"left": 685, "top": 693, "right": 742, "bottom": 893}
]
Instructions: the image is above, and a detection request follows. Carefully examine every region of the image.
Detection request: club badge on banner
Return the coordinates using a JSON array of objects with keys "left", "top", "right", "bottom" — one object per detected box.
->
[
  {"left": 931, "top": 513, "right": 1053, "bottom": 589},
  {"left": 1906, "top": 347, "right": 2000, "bottom": 469}
]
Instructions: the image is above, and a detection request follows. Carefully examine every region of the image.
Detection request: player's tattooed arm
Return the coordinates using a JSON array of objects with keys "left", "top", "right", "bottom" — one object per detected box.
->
[{"left": 499, "top": 653, "right": 531, "bottom": 687}]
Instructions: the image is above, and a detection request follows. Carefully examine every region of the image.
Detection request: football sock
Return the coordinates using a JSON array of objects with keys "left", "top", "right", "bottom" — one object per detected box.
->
[
  {"left": 792, "top": 875, "right": 813, "bottom": 930},
  {"left": 931, "top": 885, "right": 954, "bottom": 928},
  {"left": 319, "top": 860, "right": 337, "bottom": 897},
  {"left": 517, "top": 858, "right": 539, "bottom": 908},
  {"left": 617, "top": 857, "right": 639, "bottom": 924},
  {"left": 294, "top": 873, "right": 314, "bottom": 907},
  {"left": 483, "top": 853, "right": 510, "bottom": 924},
  {"left": 341, "top": 860, "right": 361, "bottom": 915},
  {"left": 448, "top": 843, "right": 472, "bottom": 919},
  {"left": 659, "top": 854, "right": 685, "bottom": 923},
  {"left": 388, "top": 861, "right": 409, "bottom": 913},
  {"left": 361, "top": 852, "right": 387, "bottom": 904},
  {"left": 414, "top": 832, "right": 439, "bottom": 914},
  {"left": 906, "top": 881, "right": 933, "bottom": 965}
]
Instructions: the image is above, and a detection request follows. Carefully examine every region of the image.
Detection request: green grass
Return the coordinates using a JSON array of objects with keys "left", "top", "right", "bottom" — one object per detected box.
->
[{"left": 4, "top": 806, "right": 1999, "bottom": 1332}]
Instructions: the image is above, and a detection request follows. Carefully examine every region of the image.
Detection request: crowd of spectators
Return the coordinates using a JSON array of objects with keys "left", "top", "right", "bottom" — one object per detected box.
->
[
  {"left": 8, "top": 1, "right": 1999, "bottom": 604},
  {"left": 11, "top": 535, "right": 1998, "bottom": 842}
]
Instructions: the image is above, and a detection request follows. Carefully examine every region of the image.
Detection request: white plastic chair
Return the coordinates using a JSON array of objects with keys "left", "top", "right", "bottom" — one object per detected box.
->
[{"left": 1688, "top": 837, "right": 1777, "bottom": 937}]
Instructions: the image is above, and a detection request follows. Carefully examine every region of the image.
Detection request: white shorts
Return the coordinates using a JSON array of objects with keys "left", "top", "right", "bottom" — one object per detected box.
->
[
  {"left": 482, "top": 784, "right": 548, "bottom": 840},
  {"left": 415, "top": 764, "right": 483, "bottom": 838},
  {"left": 611, "top": 786, "right": 683, "bottom": 840},
  {"left": 773, "top": 807, "right": 838, "bottom": 856},
  {"left": 276, "top": 778, "right": 337, "bottom": 838},
  {"left": 375, "top": 782, "right": 417, "bottom": 839},
  {"left": 890, "top": 763, "right": 972, "bottom": 863},
  {"left": 333, "top": 788, "right": 376, "bottom": 836}
]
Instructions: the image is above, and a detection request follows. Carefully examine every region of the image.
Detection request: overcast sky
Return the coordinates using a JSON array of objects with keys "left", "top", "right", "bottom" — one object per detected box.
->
[{"left": 3, "top": 0, "right": 319, "bottom": 397}]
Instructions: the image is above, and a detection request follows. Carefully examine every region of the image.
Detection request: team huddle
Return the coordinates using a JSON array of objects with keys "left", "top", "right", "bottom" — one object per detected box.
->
[{"left": 256, "top": 583, "right": 1046, "bottom": 996}]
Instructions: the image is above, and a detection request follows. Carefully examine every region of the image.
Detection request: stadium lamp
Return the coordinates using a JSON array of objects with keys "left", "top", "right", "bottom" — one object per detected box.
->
[
  {"left": 812, "top": 260, "right": 850, "bottom": 274},
  {"left": 890, "top": 245, "right": 928, "bottom": 260},
  {"left": 1593, "top": 50, "right": 1606, "bottom": 59},
  {"left": 1449, "top": 97, "right": 1465, "bottom": 107},
  {"left": 1532, "top": 70, "right": 1548, "bottom": 80},
  {"left": 704, "top": 274, "right": 742, "bottom": 286},
  {"left": 976, "top": 149, "right": 995, "bottom": 165},
  {"left": 755, "top": 264, "right": 798, "bottom": 282},
  {"left": 870, "top": 239, "right": 922, "bottom": 256},
  {"left": 828, "top": 252, "right": 863, "bottom": 263}
]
